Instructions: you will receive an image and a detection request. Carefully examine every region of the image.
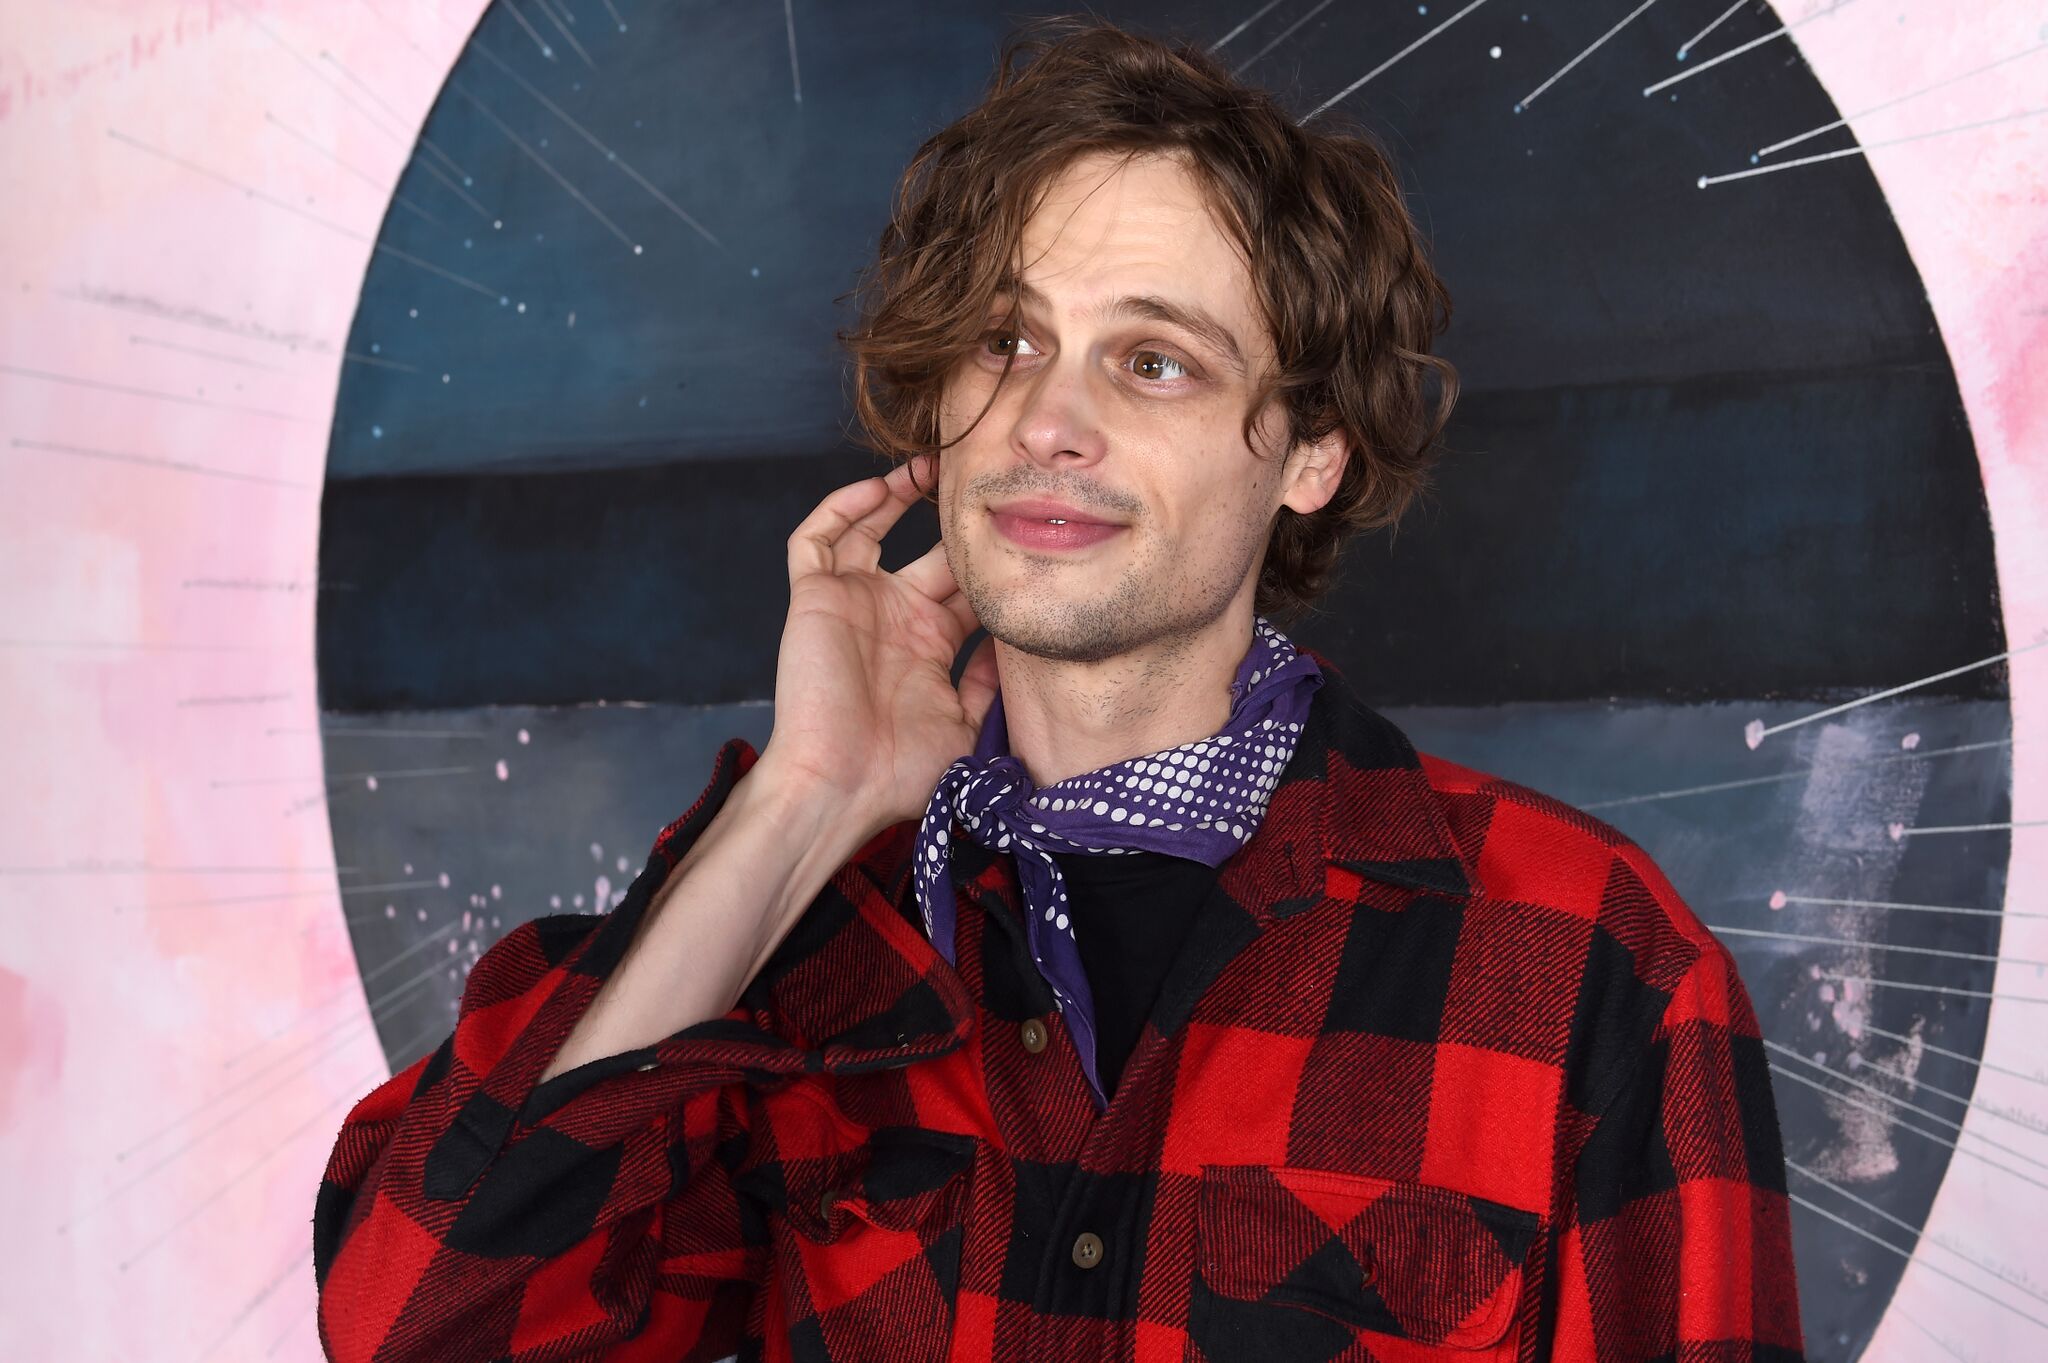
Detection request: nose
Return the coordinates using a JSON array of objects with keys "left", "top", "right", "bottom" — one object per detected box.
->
[{"left": 1006, "top": 351, "right": 1108, "bottom": 473}]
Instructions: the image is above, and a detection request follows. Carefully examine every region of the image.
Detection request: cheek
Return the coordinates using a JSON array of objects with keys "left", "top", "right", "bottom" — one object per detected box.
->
[
  {"left": 938, "top": 368, "right": 1000, "bottom": 445},
  {"left": 1189, "top": 468, "right": 1262, "bottom": 525},
  {"left": 1154, "top": 479, "right": 1245, "bottom": 553}
]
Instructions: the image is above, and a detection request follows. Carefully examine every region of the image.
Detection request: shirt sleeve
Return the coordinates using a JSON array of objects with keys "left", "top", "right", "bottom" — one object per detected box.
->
[
  {"left": 313, "top": 737, "right": 825, "bottom": 1363},
  {"left": 1547, "top": 941, "right": 1808, "bottom": 1363}
]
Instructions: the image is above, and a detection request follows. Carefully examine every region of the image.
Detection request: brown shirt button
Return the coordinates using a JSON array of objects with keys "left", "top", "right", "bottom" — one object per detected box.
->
[
  {"left": 1019, "top": 1017, "right": 1048, "bottom": 1053},
  {"left": 1071, "top": 1231, "right": 1104, "bottom": 1269}
]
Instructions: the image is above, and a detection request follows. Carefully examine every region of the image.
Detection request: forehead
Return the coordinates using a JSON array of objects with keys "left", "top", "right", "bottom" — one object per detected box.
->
[{"left": 1014, "top": 150, "right": 1262, "bottom": 340}]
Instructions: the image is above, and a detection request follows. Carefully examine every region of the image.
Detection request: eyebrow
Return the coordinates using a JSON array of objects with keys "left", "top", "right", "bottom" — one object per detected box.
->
[{"left": 998, "top": 276, "right": 1248, "bottom": 378}]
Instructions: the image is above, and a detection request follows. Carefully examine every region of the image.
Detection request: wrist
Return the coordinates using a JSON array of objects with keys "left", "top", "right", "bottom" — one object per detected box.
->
[{"left": 732, "top": 750, "right": 884, "bottom": 894}]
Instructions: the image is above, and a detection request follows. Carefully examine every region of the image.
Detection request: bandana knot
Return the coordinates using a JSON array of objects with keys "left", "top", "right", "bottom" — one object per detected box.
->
[
  {"left": 942, "top": 754, "right": 1033, "bottom": 838},
  {"left": 911, "top": 616, "right": 1323, "bottom": 1112}
]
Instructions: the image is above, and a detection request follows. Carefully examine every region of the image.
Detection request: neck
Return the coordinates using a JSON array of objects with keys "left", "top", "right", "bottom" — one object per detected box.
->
[{"left": 993, "top": 604, "right": 1257, "bottom": 789}]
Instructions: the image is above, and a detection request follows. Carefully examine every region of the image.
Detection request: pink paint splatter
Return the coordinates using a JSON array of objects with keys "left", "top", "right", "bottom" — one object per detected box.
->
[{"left": 0, "top": 968, "right": 64, "bottom": 1134}]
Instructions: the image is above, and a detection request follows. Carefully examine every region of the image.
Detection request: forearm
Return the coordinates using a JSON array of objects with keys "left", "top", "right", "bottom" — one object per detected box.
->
[{"left": 541, "top": 757, "right": 873, "bottom": 1081}]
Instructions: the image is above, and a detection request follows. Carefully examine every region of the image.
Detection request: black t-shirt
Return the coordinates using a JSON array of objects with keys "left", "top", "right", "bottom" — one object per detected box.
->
[{"left": 1050, "top": 848, "right": 1220, "bottom": 1103}]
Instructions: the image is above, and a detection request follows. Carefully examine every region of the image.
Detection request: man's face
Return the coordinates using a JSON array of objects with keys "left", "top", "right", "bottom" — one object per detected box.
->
[{"left": 935, "top": 150, "right": 1313, "bottom": 664}]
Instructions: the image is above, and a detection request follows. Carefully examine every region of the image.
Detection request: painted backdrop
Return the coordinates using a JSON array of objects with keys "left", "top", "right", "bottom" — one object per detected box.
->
[{"left": 2, "top": 2, "right": 2045, "bottom": 1360}]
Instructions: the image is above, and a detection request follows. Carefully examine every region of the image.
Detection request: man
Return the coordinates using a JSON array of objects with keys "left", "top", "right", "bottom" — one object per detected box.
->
[{"left": 314, "top": 17, "right": 1803, "bottom": 1363}]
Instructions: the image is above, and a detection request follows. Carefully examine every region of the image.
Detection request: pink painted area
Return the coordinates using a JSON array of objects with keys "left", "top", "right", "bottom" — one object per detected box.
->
[
  {"left": 0, "top": 967, "right": 66, "bottom": 1133},
  {"left": 1784, "top": 2, "right": 2048, "bottom": 1359},
  {"left": 0, "top": 5, "right": 487, "bottom": 1359},
  {"left": 0, "top": 1, "right": 2043, "bottom": 1360}
]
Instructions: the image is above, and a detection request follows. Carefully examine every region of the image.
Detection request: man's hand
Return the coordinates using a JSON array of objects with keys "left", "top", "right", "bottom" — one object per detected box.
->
[{"left": 756, "top": 453, "right": 999, "bottom": 843}]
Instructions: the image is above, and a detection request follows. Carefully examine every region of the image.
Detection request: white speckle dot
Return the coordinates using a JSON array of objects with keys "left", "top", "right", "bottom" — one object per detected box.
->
[
  {"left": 365, "top": 774, "right": 378, "bottom": 790},
  {"left": 438, "top": 871, "right": 451, "bottom": 888},
  {"left": 1489, "top": 45, "right": 1502, "bottom": 58},
  {"left": 495, "top": 759, "right": 509, "bottom": 780},
  {"left": 517, "top": 728, "right": 530, "bottom": 744}
]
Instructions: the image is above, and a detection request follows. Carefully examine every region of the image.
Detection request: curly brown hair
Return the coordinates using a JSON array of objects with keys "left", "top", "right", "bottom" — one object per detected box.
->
[{"left": 836, "top": 13, "right": 1458, "bottom": 622}]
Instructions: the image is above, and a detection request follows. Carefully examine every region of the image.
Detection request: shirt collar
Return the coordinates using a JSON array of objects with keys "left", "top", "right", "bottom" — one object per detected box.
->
[
  {"left": 932, "top": 644, "right": 1481, "bottom": 905},
  {"left": 1282, "top": 644, "right": 1483, "bottom": 902},
  {"left": 743, "top": 644, "right": 1482, "bottom": 1058}
]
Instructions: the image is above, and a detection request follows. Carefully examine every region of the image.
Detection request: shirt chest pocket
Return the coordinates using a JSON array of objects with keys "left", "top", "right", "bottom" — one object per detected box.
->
[
  {"left": 751, "top": 1125, "right": 978, "bottom": 1363},
  {"left": 1184, "top": 1164, "right": 1541, "bottom": 1363}
]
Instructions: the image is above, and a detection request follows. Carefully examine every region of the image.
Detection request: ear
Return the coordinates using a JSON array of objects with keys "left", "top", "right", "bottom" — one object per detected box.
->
[{"left": 1278, "top": 425, "right": 1352, "bottom": 516}]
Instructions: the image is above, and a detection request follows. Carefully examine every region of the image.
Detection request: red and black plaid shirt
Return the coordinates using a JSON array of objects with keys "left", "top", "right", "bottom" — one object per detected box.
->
[{"left": 313, "top": 652, "right": 1805, "bottom": 1362}]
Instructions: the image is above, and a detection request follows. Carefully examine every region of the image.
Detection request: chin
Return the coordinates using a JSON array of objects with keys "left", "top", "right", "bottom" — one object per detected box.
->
[{"left": 973, "top": 590, "right": 1154, "bottom": 665}]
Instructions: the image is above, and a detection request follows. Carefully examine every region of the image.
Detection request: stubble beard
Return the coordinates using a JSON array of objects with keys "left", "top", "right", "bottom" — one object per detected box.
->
[{"left": 946, "top": 506, "right": 1267, "bottom": 667}]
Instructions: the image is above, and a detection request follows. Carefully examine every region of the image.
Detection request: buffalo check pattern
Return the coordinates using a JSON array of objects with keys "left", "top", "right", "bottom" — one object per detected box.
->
[{"left": 313, "top": 651, "right": 1805, "bottom": 1363}]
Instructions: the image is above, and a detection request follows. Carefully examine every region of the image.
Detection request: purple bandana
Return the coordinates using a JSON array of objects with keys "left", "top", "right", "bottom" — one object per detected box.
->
[{"left": 913, "top": 615, "right": 1324, "bottom": 1111}]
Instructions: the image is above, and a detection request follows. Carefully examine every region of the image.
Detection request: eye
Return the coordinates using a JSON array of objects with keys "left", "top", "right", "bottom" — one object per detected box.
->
[
  {"left": 978, "top": 330, "right": 1192, "bottom": 385},
  {"left": 984, "top": 330, "right": 1039, "bottom": 360},
  {"left": 1131, "top": 349, "right": 1190, "bottom": 383}
]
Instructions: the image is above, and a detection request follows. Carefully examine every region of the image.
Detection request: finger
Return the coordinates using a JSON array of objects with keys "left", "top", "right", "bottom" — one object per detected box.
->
[
  {"left": 934, "top": 585, "right": 981, "bottom": 640},
  {"left": 787, "top": 470, "right": 895, "bottom": 585},
  {"left": 786, "top": 458, "right": 927, "bottom": 584},
  {"left": 831, "top": 456, "right": 937, "bottom": 575},
  {"left": 893, "top": 538, "right": 959, "bottom": 603},
  {"left": 891, "top": 541, "right": 979, "bottom": 637},
  {"left": 955, "top": 635, "right": 1000, "bottom": 732}
]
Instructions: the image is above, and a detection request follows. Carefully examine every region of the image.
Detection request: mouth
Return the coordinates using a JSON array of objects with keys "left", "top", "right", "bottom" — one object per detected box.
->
[{"left": 987, "top": 498, "right": 1128, "bottom": 552}]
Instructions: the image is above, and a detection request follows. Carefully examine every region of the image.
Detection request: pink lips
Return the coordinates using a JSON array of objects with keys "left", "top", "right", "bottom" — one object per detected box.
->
[{"left": 988, "top": 498, "right": 1127, "bottom": 552}]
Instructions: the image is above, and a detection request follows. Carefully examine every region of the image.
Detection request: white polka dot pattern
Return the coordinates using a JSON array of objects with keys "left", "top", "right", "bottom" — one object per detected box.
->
[{"left": 911, "top": 616, "right": 1324, "bottom": 1112}]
